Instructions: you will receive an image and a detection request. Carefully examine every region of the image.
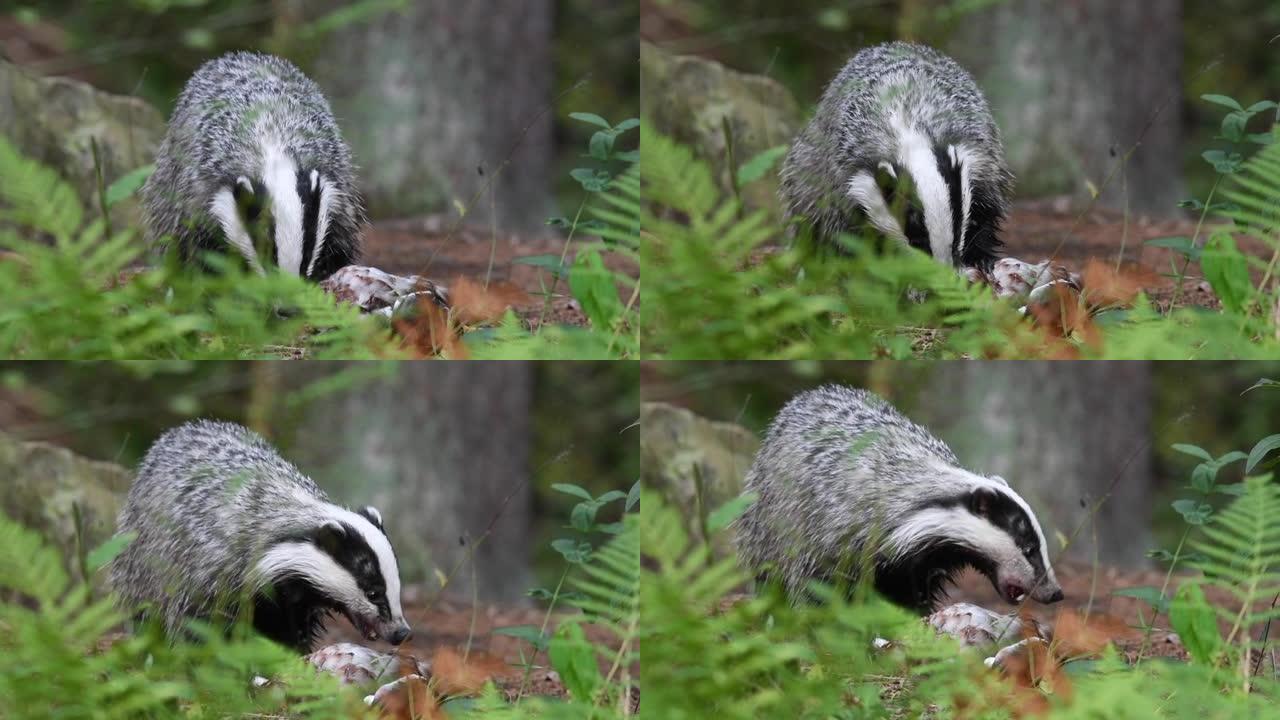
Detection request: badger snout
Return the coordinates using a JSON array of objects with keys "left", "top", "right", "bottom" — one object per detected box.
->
[
  {"left": 387, "top": 622, "right": 412, "bottom": 645},
  {"left": 1032, "top": 581, "right": 1064, "bottom": 604}
]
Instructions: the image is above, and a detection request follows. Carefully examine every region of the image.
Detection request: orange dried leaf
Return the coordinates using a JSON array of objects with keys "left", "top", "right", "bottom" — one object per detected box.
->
[
  {"left": 448, "top": 276, "right": 532, "bottom": 326},
  {"left": 429, "top": 647, "right": 509, "bottom": 697},
  {"left": 374, "top": 675, "right": 444, "bottom": 720},
  {"left": 1080, "top": 259, "right": 1159, "bottom": 309},
  {"left": 393, "top": 295, "right": 467, "bottom": 359}
]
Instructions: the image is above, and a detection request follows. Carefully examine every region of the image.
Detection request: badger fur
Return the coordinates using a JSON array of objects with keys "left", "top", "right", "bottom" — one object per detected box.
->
[
  {"left": 141, "top": 52, "right": 365, "bottom": 280},
  {"left": 734, "top": 385, "right": 1062, "bottom": 613},
  {"left": 109, "top": 420, "right": 410, "bottom": 652},
  {"left": 780, "top": 42, "right": 1013, "bottom": 272}
]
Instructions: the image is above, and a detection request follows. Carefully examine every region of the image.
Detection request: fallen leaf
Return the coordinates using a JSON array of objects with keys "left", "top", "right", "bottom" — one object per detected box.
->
[
  {"left": 447, "top": 276, "right": 533, "bottom": 326},
  {"left": 393, "top": 295, "right": 466, "bottom": 359},
  {"left": 430, "top": 646, "right": 510, "bottom": 697}
]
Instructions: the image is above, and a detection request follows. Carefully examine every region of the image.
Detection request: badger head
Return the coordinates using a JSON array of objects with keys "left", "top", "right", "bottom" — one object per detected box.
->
[
  {"left": 208, "top": 143, "right": 357, "bottom": 281},
  {"left": 880, "top": 472, "right": 1063, "bottom": 611},
  {"left": 845, "top": 129, "right": 1003, "bottom": 271},
  {"left": 252, "top": 504, "right": 411, "bottom": 648}
]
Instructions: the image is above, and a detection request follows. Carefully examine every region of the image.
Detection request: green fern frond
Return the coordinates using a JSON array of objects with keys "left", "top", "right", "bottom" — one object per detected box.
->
[
  {"left": 0, "top": 135, "right": 84, "bottom": 241},
  {"left": 1190, "top": 474, "right": 1280, "bottom": 643},
  {"left": 1221, "top": 132, "right": 1280, "bottom": 240},
  {"left": 0, "top": 512, "right": 69, "bottom": 603}
]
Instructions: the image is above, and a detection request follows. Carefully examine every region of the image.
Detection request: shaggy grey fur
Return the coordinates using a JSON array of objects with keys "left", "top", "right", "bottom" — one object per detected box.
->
[
  {"left": 108, "top": 420, "right": 403, "bottom": 649},
  {"left": 779, "top": 42, "right": 1013, "bottom": 270},
  {"left": 141, "top": 51, "right": 364, "bottom": 279}
]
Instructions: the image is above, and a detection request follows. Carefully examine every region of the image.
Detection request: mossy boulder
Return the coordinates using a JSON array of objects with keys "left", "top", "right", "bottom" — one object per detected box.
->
[
  {"left": 0, "top": 430, "right": 132, "bottom": 590},
  {"left": 0, "top": 58, "right": 165, "bottom": 233},
  {"left": 640, "top": 401, "right": 758, "bottom": 559},
  {"left": 641, "top": 41, "right": 802, "bottom": 216}
]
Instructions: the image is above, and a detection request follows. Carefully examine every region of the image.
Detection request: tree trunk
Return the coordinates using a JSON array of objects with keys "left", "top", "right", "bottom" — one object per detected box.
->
[
  {"left": 938, "top": 1, "right": 1184, "bottom": 215},
  {"left": 921, "top": 362, "right": 1154, "bottom": 568},
  {"left": 309, "top": 1, "right": 555, "bottom": 232},
  {"left": 290, "top": 363, "right": 534, "bottom": 602}
]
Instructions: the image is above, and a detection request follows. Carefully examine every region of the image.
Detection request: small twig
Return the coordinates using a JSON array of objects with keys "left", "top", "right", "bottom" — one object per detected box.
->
[{"left": 1251, "top": 592, "right": 1280, "bottom": 677}]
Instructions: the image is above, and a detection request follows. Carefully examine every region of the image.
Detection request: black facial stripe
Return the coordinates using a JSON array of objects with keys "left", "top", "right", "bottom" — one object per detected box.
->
[
  {"left": 919, "top": 488, "right": 1048, "bottom": 577},
  {"left": 297, "top": 170, "right": 321, "bottom": 278},
  {"left": 311, "top": 521, "right": 391, "bottom": 620},
  {"left": 875, "top": 163, "right": 930, "bottom": 253},
  {"left": 934, "top": 146, "right": 964, "bottom": 264}
]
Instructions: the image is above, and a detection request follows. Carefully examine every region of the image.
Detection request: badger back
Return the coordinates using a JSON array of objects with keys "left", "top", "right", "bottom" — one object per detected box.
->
[
  {"left": 780, "top": 42, "right": 1013, "bottom": 271},
  {"left": 141, "top": 52, "right": 366, "bottom": 280}
]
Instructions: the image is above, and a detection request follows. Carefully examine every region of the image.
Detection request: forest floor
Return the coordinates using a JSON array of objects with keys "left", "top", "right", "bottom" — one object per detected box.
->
[
  {"left": 942, "top": 560, "right": 1191, "bottom": 663},
  {"left": 364, "top": 217, "right": 638, "bottom": 331},
  {"left": 1001, "top": 201, "right": 1266, "bottom": 313},
  {"left": 319, "top": 592, "right": 630, "bottom": 704}
]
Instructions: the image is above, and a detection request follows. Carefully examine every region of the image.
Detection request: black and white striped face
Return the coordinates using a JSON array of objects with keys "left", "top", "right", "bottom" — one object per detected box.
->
[
  {"left": 208, "top": 145, "right": 338, "bottom": 280},
  {"left": 254, "top": 504, "right": 411, "bottom": 645},
  {"left": 846, "top": 130, "right": 992, "bottom": 268},
  {"left": 888, "top": 474, "right": 1062, "bottom": 606}
]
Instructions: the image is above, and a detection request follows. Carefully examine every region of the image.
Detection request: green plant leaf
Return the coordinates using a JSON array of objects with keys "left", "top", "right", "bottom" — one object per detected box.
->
[
  {"left": 85, "top": 531, "right": 134, "bottom": 573},
  {"left": 1200, "top": 232, "right": 1253, "bottom": 314},
  {"left": 104, "top": 165, "right": 154, "bottom": 207},
  {"left": 547, "top": 622, "right": 601, "bottom": 702},
  {"left": 569, "top": 112, "right": 612, "bottom": 129},
  {"left": 1172, "top": 499, "right": 1212, "bottom": 525},
  {"left": 569, "top": 248, "right": 624, "bottom": 330},
  {"left": 1172, "top": 443, "right": 1213, "bottom": 461},
  {"left": 1112, "top": 586, "right": 1170, "bottom": 615},
  {"left": 1169, "top": 584, "right": 1222, "bottom": 665},
  {"left": 707, "top": 492, "right": 757, "bottom": 533},
  {"left": 625, "top": 480, "right": 640, "bottom": 512},
  {"left": 1202, "top": 94, "right": 1244, "bottom": 111},
  {"left": 1244, "top": 379, "right": 1280, "bottom": 394},
  {"left": 552, "top": 483, "right": 594, "bottom": 501},
  {"left": 735, "top": 145, "right": 789, "bottom": 186},
  {"left": 1246, "top": 434, "right": 1280, "bottom": 473},
  {"left": 492, "top": 624, "right": 549, "bottom": 652}
]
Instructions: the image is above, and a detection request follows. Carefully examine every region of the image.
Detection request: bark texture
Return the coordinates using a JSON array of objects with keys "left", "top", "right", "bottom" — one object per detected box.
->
[
  {"left": 291, "top": 363, "right": 534, "bottom": 602},
  {"left": 310, "top": 1, "right": 555, "bottom": 231},
  {"left": 943, "top": 1, "right": 1184, "bottom": 215}
]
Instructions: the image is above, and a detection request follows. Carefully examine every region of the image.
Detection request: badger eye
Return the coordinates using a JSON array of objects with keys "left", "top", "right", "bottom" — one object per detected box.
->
[{"left": 365, "top": 589, "right": 380, "bottom": 601}]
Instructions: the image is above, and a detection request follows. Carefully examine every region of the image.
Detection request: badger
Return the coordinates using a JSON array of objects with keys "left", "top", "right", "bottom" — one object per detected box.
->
[
  {"left": 734, "top": 385, "right": 1062, "bottom": 613},
  {"left": 109, "top": 420, "right": 411, "bottom": 652},
  {"left": 141, "top": 52, "right": 365, "bottom": 280},
  {"left": 780, "top": 42, "right": 1013, "bottom": 272}
]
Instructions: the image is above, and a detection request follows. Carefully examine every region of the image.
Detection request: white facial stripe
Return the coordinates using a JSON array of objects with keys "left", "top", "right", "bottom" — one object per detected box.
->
[
  {"left": 308, "top": 177, "right": 334, "bottom": 279},
  {"left": 897, "top": 128, "right": 952, "bottom": 263},
  {"left": 847, "top": 172, "right": 907, "bottom": 245},
  {"left": 327, "top": 505, "right": 404, "bottom": 620},
  {"left": 262, "top": 143, "right": 304, "bottom": 275},
  {"left": 209, "top": 187, "right": 265, "bottom": 275},
  {"left": 951, "top": 145, "right": 979, "bottom": 260},
  {"left": 310, "top": 169, "right": 319, "bottom": 193},
  {"left": 251, "top": 541, "right": 366, "bottom": 611},
  {"left": 885, "top": 506, "right": 1021, "bottom": 567}
]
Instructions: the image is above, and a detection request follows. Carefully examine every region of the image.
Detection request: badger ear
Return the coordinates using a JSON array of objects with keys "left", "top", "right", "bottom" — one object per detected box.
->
[
  {"left": 874, "top": 161, "right": 899, "bottom": 199},
  {"left": 967, "top": 487, "right": 999, "bottom": 519},
  {"left": 358, "top": 505, "right": 384, "bottom": 530},
  {"left": 313, "top": 519, "right": 346, "bottom": 554}
]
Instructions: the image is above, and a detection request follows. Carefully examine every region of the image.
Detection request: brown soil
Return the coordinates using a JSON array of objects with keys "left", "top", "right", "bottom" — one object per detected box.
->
[
  {"left": 362, "top": 216, "right": 638, "bottom": 330},
  {"left": 1000, "top": 201, "right": 1270, "bottom": 312},
  {"left": 319, "top": 592, "right": 632, "bottom": 703}
]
